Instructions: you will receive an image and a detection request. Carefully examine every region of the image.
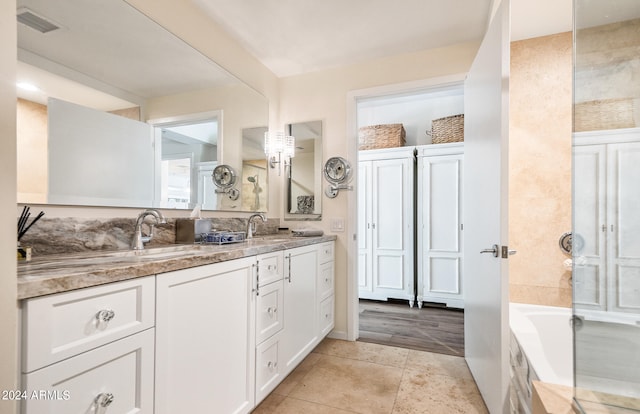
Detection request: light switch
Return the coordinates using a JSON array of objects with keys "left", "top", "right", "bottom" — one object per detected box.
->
[{"left": 331, "top": 218, "right": 345, "bottom": 232}]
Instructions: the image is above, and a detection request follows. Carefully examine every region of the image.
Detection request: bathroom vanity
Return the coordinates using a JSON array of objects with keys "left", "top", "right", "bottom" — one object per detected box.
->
[{"left": 17, "top": 235, "right": 335, "bottom": 413}]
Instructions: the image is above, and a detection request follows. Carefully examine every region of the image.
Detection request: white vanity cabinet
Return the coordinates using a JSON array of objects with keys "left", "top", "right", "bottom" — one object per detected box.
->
[
  {"left": 255, "top": 242, "right": 335, "bottom": 404},
  {"left": 281, "top": 244, "right": 320, "bottom": 374},
  {"left": 155, "top": 257, "right": 256, "bottom": 414},
  {"left": 318, "top": 242, "right": 335, "bottom": 336},
  {"left": 255, "top": 251, "right": 285, "bottom": 403},
  {"left": 416, "top": 143, "right": 465, "bottom": 308},
  {"left": 358, "top": 147, "right": 415, "bottom": 305},
  {"left": 20, "top": 276, "right": 156, "bottom": 414},
  {"left": 19, "top": 239, "right": 335, "bottom": 414}
]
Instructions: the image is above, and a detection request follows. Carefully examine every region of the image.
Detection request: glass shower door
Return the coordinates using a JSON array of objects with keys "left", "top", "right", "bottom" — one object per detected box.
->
[{"left": 573, "top": 0, "right": 640, "bottom": 411}]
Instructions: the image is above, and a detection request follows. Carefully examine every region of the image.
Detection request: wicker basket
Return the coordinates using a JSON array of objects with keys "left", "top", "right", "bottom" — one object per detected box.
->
[
  {"left": 358, "top": 124, "right": 406, "bottom": 150},
  {"left": 430, "top": 114, "right": 464, "bottom": 144},
  {"left": 574, "top": 98, "right": 635, "bottom": 132}
]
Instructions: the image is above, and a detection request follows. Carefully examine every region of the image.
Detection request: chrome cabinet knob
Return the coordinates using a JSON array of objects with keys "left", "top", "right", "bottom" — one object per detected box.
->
[
  {"left": 94, "top": 392, "right": 114, "bottom": 408},
  {"left": 96, "top": 309, "right": 115, "bottom": 323}
]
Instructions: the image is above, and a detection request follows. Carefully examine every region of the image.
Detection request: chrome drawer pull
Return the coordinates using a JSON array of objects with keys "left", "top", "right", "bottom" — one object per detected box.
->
[
  {"left": 95, "top": 392, "right": 114, "bottom": 408},
  {"left": 96, "top": 309, "right": 115, "bottom": 323},
  {"left": 267, "top": 361, "right": 278, "bottom": 370}
]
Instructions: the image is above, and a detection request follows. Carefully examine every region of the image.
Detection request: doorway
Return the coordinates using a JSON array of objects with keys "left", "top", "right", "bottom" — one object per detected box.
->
[{"left": 346, "top": 76, "right": 468, "bottom": 354}]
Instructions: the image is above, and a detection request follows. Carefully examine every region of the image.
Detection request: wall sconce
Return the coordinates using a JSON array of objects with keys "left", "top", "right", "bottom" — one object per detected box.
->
[{"left": 264, "top": 131, "right": 295, "bottom": 175}]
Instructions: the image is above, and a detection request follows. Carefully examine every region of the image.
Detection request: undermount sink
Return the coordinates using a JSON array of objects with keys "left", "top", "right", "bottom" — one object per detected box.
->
[
  {"left": 246, "top": 237, "right": 291, "bottom": 243},
  {"left": 122, "top": 244, "right": 202, "bottom": 256}
]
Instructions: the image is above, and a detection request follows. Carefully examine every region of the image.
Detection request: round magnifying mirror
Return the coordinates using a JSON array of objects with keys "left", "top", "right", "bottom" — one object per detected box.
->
[
  {"left": 212, "top": 165, "right": 237, "bottom": 189},
  {"left": 323, "top": 157, "right": 351, "bottom": 184}
]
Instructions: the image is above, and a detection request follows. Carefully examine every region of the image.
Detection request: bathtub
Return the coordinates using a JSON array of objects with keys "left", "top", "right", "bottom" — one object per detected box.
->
[{"left": 509, "top": 302, "right": 573, "bottom": 387}]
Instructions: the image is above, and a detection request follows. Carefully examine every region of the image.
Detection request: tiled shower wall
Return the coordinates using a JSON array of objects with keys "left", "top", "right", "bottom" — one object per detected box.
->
[
  {"left": 509, "top": 20, "right": 640, "bottom": 307},
  {"left": 509, "top": 32, "right": 573, "bottom": 307}
]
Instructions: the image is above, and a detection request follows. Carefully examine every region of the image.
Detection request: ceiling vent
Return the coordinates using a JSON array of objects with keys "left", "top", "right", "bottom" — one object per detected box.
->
[{"left": 17, "top": 7, "right": 60, "bottom": 34}]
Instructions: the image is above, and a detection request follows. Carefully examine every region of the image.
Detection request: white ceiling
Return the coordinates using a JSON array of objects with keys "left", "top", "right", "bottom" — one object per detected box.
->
[
  {"left": 192, "top": 0, "right": 573, "bottom": 78},
  {"left": 16, "top": 0, "right": 574, "bottom": 110}
]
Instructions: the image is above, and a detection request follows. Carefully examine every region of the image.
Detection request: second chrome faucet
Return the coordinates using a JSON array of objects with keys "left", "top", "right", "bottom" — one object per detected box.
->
[
  {"left": 131, "top": 209, "right": 167, "bottom": 250},
  {"left": 246, "top": 213, "right": 266, "bottom": 239}
]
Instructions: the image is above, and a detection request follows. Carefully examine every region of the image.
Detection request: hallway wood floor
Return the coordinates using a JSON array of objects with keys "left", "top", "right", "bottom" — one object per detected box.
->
[{"left": 358, "top": 299, "right": 465, "bottom": 357}]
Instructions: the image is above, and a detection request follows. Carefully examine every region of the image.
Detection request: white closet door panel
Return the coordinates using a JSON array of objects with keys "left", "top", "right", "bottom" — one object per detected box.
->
[
  {"left": 573, "top": 264, "right": 603, "bottom": 307},
  {"left": 616, "top": 265, "right": 640, "bottom": 310},
  {"left": 427, "top": 158, "right": 462, "bottom": 252},
  {"left": 429, "top": 258, "right": 461, "bottom": 293},
  {"left": 357, "top": 162, "right": 373, "bottom": 294},
  {"left": 573, "top": 146, "right": 606, "bottom": 258},
  {"left": 607, "top": 142, "right": 640, "bottom": 314},
  {"left": 358, "top": 150, "right": 414, "bottom": 303},
  {"left": 417, "top": 147, "right": 464, "bottom": 308},
  {"left": 610, "top": 142, "right": 640, "bottom": 259},
  {"left": 374, "top": 159, "right": 407, "bottom": 250},
  {"left": 573, "top": 145, "right": 607, "bottom": 311},
  {"left": 357, "top": 162, "right": 372, "bottom": 251},
  {"left": 376, "top": 256, "right": 405, "bottom": 289}
]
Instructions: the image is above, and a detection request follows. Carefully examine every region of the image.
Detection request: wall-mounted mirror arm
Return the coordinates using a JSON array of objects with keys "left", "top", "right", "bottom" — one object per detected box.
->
[{"left": 325, "top": 183, "right": 353, "bottom": 198}]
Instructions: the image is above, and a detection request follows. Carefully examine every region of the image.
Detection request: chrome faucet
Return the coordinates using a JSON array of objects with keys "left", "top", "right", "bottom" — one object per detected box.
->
[
  {"left": 246, "top": 213, "right": 266, "bottom": 239},
  {"left": 132, "top": 209, "right": 167, "bottom": 250}
]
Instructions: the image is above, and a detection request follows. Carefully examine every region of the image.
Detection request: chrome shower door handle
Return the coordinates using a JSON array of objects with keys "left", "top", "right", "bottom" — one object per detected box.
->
[{"left": 480, "top": 244, "right": 499, "bottom": 258}]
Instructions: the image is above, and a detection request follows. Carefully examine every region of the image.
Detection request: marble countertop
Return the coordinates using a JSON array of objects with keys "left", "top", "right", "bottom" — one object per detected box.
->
[{"left": 17, "top": 234, "right": 336, "bottom": 300}]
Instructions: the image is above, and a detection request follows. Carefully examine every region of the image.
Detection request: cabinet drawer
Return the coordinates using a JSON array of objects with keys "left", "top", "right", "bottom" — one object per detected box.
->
[
  {"left": 318, "top": 242, "right": 334, "bottom": 264},
  {"left": 256, "top": 280, "right": 284, "bottom": 344},
  {"left": 22, "top": 276, "right": 155, "bottom": 372},
  {"left": 257, "top": 251, "right": 283, "bottom": 286},
  {"left": 319, "top": 296, "right": 334, "bottom": 336},
  {"left": 255, "top": 332, "right": 283, "bottom": 404},
  {"left": 22, "top": 328, "right": 154, "bottom": 414},
  {"left": 318, "top": 261, "right": 334, "bottom": 301}
]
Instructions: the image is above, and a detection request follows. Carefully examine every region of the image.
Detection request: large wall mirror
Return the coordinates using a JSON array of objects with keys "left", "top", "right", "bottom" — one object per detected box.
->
[
  {"left": 16, "top": 0, "right": 268, "bottom": 212},
  {"left": 285, "top": 121, "right": 322, "bottom": 220}
]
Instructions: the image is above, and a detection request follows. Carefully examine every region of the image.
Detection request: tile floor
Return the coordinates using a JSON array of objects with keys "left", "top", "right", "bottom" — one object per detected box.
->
[{"left": 253, "top": 338, "right": 488, "bottom": 414}]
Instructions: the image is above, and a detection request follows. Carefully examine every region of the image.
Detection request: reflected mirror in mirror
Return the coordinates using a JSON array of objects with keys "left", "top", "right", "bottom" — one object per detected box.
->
[
  {"left": 241, "top": 127, "right": 268, "bottom": 212},
  {"left": 16, "top": 0, "right": 268, "bottom": 212},
  {"left": 286, "top": 121, "right": 322, "bottom": 219}
]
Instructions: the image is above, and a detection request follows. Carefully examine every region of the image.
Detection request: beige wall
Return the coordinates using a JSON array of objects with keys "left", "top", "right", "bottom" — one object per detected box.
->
[
  {"left": 278, "top": 42, "right": 480, "bottom": 336},
  {"left": 1, "top": 0, "right": 18, "bottom": 413},
  {"left": 16, "top": 99, "right": 47, "bottom": 203},
  {"left": 509, "top": 32, "right": 573, "bottom": 307}
]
